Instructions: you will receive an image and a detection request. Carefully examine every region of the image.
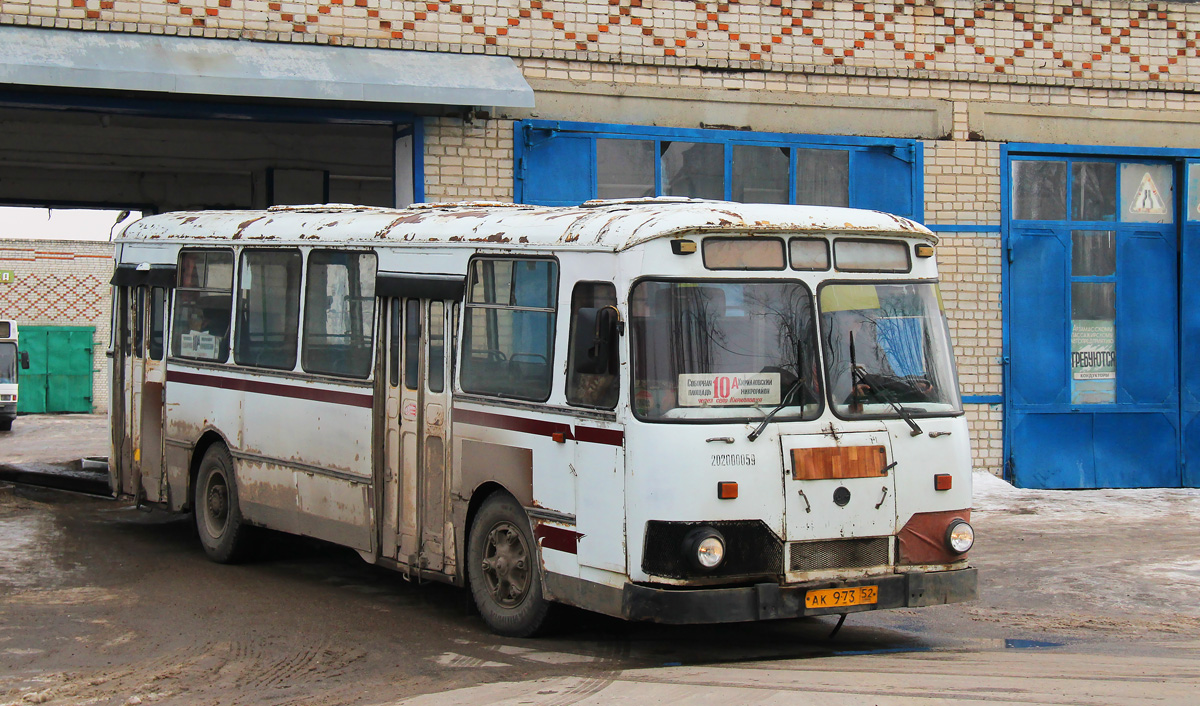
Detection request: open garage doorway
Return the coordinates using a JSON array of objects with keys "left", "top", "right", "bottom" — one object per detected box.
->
[{"left": 0, "top": 105, "right": 412, "bottom": 213}]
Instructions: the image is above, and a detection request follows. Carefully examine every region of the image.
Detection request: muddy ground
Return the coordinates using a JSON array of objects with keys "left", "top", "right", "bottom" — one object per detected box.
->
[{"left": 2, "top": 415, "right": 1199, "bottom": 704}]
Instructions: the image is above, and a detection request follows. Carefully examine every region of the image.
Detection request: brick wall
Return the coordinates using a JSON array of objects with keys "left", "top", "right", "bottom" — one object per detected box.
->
[
  {"left": 0, "top": 238, "right": 114, "bottom": 414},
  {"left": 6, "top": 1, "right": 1200, "bottom": 91}
]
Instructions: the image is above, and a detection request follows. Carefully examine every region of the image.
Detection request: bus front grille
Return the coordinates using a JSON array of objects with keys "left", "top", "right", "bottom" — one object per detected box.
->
[{"left": 788, "top": 537, "right": 891, "bottom": 572}]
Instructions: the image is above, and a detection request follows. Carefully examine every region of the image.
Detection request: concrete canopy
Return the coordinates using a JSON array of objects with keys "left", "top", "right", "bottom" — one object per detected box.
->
[{"left": 0, "top": 26, "right": 535, "bottom": 110}]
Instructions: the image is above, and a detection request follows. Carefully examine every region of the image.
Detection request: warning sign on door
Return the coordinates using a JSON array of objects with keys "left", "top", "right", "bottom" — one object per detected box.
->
[{"left": 1130, "top": 172, "right": 1167, "bottom": 215}]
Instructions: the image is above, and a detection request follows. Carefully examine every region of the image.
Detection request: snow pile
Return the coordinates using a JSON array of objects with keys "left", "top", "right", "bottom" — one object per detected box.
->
[{"left": 972, "top": 469, "right": 1200, "bottom": 523}]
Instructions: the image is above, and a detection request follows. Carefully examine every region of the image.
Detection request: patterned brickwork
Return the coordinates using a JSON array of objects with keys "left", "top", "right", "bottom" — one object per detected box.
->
[
  {"left": 7, "top": 1, "right": 1200, "bottom": 89},
  {"left": 0, "top": 239, "right": 114, "bottom": 413}
]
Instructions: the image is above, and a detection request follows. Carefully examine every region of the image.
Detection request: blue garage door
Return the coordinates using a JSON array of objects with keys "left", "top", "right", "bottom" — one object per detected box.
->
[{"left": 1006, "top": 156, "right": 1189, "bottom": 488}]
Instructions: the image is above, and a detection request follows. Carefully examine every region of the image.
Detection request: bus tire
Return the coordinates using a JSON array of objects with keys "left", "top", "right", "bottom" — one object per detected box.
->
[
  {"left": 194, "top": 444, "right": 247, "bottom": 564},
  {"left": 0, "top": 419, "right": 10, "bottom": 432},
  {"left": 467, "top": 493, "right": 552, "bottom": 637}
]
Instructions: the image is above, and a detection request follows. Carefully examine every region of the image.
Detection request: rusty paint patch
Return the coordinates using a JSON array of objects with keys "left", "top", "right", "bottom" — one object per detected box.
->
[{"left": 518, "top": 236, "right": 529, "bottom": 243}]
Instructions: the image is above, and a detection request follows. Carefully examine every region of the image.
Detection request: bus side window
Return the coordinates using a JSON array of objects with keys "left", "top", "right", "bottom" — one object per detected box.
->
[
  {"left": 132, "top": 286, "right": 145, "bottom": 358},
  {"left": 302, "top": 250, "right": 377, "bottom": 378},
  {"left": 234, "top": 249, "right": 302, "bottom": 370},
  {"left": 172, "top": 249, "right": 234, "bottom": 363},
  {"left": 566, "top": 282, "right": 619, "bottom": 409},
  {"left": 461, "top": 258, "right": 558, "bottom": 401},
  {"left": 149, "top": 286, "right": 167, "bottom": 361}
]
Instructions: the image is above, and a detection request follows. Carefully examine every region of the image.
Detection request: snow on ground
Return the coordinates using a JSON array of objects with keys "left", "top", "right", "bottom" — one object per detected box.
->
[{"left": 972, "top": 469, "right": 1200, "bottom": 523}]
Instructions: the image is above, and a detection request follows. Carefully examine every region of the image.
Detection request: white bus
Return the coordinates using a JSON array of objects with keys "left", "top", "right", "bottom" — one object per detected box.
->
[
  {"left": 0, "top": 319, "right": 29, "bottom": 431},
  {"left": 109, "top": 199, "right": 976, "bottom": 636}
]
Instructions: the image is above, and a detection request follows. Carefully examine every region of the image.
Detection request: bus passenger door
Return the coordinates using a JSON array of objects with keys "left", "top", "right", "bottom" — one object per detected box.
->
[
  {"left": 379, "top": 297, "right": 454, "bottom": 576},
  {"left": 115, "top": 285, "right": 170, "bottom": 502},
  {"left": 138, "top": 286, "right": 169, "bottom": 503}
]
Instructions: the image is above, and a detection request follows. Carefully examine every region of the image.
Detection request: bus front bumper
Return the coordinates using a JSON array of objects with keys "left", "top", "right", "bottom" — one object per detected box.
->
[{"left": 622, "top": 567, "right": 977, "bottom": 624}]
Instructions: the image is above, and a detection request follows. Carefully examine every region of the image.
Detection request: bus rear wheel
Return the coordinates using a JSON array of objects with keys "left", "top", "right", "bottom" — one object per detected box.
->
[
  {"left": 467, "top": 493, "right": 552, "bottom": 637},
  {"left": 194, "top": 443, "right": 248, "bottom": 563}
]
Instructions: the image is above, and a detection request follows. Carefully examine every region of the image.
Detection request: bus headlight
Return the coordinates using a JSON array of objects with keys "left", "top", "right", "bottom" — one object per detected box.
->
[
  {"left": 945, "top": 519, "right": 974, "bottom": 554},
  {"left": 683, "top": 527, "right": 726, "bottom": 570}
]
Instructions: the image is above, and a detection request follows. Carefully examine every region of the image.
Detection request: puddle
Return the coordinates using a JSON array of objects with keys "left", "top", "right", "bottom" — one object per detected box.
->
[{"left": 1004, "top": 639, "right": 1064, "bottom": 649}]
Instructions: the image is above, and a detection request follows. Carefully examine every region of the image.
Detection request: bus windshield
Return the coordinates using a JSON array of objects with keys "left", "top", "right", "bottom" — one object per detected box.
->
[
  {"left": 0, "top": 342, "right": 15, "bottom": 385},
  {"left": 820, "top": 281, "right": 961, "bottom": 418},
  {"left": 630, "top": 280, "right": 821, "bottom": 421}
]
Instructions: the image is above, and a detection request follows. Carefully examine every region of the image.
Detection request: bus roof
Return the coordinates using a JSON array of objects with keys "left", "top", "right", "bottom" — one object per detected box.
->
[{"left": 117, "top": 198, "right": 935, "bottom": 252}]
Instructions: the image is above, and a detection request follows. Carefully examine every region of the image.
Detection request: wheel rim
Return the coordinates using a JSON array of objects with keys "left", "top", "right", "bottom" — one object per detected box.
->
[
  {"left": 202, "top": 469, "right": 230, "bottom": 539},
  {"left": 480, "top": 521, "right": 532, "bottom": 608}
]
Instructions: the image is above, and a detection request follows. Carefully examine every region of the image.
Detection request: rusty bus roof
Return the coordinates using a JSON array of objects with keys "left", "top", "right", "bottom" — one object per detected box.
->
[{"left": 116, "top": 198, "right": 936, "bottom": 250}]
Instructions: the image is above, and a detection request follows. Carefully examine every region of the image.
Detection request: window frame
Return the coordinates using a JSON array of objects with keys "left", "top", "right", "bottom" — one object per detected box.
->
[
  {"left": 301, "top": 248, "right": 378, "bottom": 380},
  {"left": 566, "top": 280, "right": 620, "bottom": 410},
  {"left": 171, "top": 248, "right": 235, "bottom": 364},
  {"left": 515, "top": 119, "right": 923, "bottom": 220},
  {"left": 234, "top": 247, "right": 302, "bottom": 371},
  {"left": 459, "top": 255, "right": 560, "bottom": 403}
]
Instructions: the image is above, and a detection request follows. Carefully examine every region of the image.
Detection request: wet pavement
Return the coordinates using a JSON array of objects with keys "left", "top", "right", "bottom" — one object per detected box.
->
[{"left": 2, "top": 415, "right": 1200, "bottom": 704}]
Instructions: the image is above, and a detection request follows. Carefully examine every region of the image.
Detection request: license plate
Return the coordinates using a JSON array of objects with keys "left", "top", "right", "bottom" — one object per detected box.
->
[{"left": 804, "top": 585, "right": 879, "bottom": 610}]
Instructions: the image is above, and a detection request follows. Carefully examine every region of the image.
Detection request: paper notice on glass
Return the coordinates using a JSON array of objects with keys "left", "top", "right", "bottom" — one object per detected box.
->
[
  {"left": 1071, "top": 320, "right": 1115, "bottom": 380},
  {"left": 678, "top": 373, "right": 781, "bottom": 407}
]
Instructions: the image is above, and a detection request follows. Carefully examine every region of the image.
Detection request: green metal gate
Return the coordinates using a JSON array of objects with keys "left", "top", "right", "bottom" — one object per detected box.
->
[{"left": 17, "top": 326, "right": 95, "bottom": 414}]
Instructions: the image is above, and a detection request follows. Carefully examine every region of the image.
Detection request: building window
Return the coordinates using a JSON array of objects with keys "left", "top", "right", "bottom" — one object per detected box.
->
[
  {"left": 302, "top": 250, "right": 377, "bottom": 378},
  {"left": 461, "top": 258, "right": 558, "bottom": 401},
  {"left": 517, "top": 120, "right": 920, "bottom": 220}
]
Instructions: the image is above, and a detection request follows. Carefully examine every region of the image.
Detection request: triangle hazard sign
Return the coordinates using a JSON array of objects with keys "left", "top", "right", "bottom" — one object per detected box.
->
[{"left": 1131, "top": 172, "right": 1167, "bottom": 214}]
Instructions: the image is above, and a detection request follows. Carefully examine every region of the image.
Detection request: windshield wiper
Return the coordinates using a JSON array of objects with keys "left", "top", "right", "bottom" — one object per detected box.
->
[
  {"left": 850, "top": 331, "right": 923, "bottom": 437},
  {"left": 748, "top": 376, "right": 805, "bottom": 442}
]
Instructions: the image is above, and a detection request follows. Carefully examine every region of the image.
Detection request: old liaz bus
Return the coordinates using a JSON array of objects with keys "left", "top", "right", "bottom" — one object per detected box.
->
[
  {"left": 0, "top": 319, "right": 30, "bottom": 432},
  {"left": 108, "top": 198, "right": 976, "bottom": 636}
]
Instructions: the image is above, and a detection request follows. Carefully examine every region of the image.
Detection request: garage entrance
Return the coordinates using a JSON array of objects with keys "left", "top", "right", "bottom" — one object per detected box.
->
[{"left": 1005, "top": 149, "right": 1200, "bottom": 489}]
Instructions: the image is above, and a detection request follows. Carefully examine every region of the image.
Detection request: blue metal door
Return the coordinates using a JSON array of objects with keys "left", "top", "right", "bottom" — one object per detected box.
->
[
  {"left": 1181, "top": 161, "right": 1200, "bottom": 488},
  {"left": 1006, "top": 157, "right": 1183, "bottom": 488}
]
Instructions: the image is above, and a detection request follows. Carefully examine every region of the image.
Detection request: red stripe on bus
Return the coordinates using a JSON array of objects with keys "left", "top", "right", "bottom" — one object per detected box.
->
[
  {"left": 534, "top": 523, "right": 581, "bottom": 555},
  {"left": 166, "top": 370, "right": 374, "bottom": 408},
  {"left": 453, "top": 407, "right": 624, "bottom": 447}
]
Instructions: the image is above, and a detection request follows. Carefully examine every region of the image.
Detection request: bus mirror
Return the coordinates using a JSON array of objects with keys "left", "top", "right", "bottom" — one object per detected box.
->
[
  {"left": 19, "top": 351, "right": 29, "bottom": 369},
  {"left": 574, "top": 306, "right": 619, "bottom": 375}
]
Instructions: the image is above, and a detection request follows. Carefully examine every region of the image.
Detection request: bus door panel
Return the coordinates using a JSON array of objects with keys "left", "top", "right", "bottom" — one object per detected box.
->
[
  {"left": 421, "top": 300, "right": 452, "bottom": 574},
  {"left": 573, "top": 436, "right": 625, "bottom": 573},
  {"left": 379, "top": 298, "right": 403, "bottom": 561},
  {"left": 397, "top": 298, "right": 423, "bottom": 568},
  {"left": 386, "top": 297, "right": 454, "bottom": 576},
  {"left": 110, "top": 285, "right": 132, "bottom": 495},
  {"left": 138, "top": 286, "right": 169, "bottom": 503},
  {"left": 780, "top": 430, "right": 898, "bottom": 548},
  {"left": 122, "top": 286, "right": 144, "bottom": 498}
]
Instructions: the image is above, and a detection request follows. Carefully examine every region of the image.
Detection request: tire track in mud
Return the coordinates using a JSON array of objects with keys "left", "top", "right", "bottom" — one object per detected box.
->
[{"left": 1, "top": 640, "right": 371, "bottom": 706}]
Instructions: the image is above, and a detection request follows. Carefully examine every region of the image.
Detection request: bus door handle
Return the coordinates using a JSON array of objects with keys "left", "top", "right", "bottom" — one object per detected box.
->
[
  {"left": 797, "top": 489, "right": 811, "bottom": 513},
  {"left": 707, "top": 437, "right": 735, "bottom": 444},
  {"left": 874, "top": 486, "right": 888, "bottom": 509}
]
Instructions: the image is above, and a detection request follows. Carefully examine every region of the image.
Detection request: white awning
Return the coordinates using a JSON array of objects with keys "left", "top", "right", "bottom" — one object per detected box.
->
[{"left": 0, "top": 26, "right": 534, "bottom": 110}]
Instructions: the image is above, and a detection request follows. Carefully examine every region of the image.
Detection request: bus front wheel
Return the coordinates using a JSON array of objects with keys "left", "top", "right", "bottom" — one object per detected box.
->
[
  {"left": 194, "top": 444, "right": 248, "bottom": 563},
  {"left": 467, "top": 493, "right": 552, "bottom": 637}
]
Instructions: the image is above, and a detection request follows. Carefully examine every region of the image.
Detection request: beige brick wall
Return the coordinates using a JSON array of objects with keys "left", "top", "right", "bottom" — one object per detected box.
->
[
  {"left": 423, "top": 117, "right": 515, "bottom": 203},
  {"left": 0, "top": 239, "right": 114, "bottom": 414}
]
